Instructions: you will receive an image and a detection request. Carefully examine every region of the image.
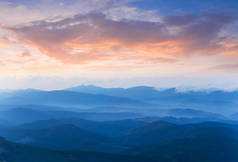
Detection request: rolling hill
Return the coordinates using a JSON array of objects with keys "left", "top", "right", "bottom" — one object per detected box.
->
[
  {"left": 0, "top": 124, "right": 123, "bottom": 152},
  {"left": 0, "top": 89, "right": 144, "bottom": 107},
  {"left": 122, "top": 120, "right": 238, "bottom": 146},
  {"left": 0, "top": 136, "right": 153, "bottom": 162},
  {"left": 125, "top": 136, "right": 238, "bottom": 162},
  {"left": 67, "top": 85, "right": 238, "bottom": 113},
  {"left": 18, "top": 118, "right": 147, "bottom": 137},
  {"left": 0, "top": 107, "right": 143, "bottom": 124}
]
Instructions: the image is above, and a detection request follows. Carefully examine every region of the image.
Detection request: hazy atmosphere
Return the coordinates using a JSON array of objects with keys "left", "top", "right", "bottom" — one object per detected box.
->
[{"left": 0, "top": 0, "right": 238, "bottom": 162}]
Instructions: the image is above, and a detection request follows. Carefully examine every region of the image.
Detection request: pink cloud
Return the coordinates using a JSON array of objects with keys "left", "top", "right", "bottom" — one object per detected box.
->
[{"left": 5, "top": 12, "right": 238, "bottom": 65}]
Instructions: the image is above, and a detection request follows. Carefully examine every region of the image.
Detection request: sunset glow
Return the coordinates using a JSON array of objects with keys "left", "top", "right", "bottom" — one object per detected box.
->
[{"left": 0, "top": 0, "right": 238, "bottom": 90}]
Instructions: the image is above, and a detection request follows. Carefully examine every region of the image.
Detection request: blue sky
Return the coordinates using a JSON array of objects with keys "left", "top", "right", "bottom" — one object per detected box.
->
[
  {"left": 129, "top": 0, "right": 238, "bottom": 13},
  {"left": 8, "top": 0, "right": 238, "bottom": 11}
]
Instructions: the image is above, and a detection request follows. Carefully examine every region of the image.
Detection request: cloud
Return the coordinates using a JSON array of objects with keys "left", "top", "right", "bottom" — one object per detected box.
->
[
  {"left": 0, "top": 37, "right": 10, "bottom": 47},
  {"left": 0, "top": 0, "right": 136, "bottom": 26},
  {"left": 1, "top": 75, "right": 238, "bottom": 91},
  {"left": 4, "top": 11, "right": 238, "bottom": 65},
  {"left": 210, "top": 64, "right": 238, "bottom": 72},
  {"left": 165, "top": 12, "right": 237, "bottom": 54},
  {"left": 6, "top": 12, "right": 167, "bottom": 64},
  {"left": 20, "top": 52, "right": 32, "bottom": 57}
]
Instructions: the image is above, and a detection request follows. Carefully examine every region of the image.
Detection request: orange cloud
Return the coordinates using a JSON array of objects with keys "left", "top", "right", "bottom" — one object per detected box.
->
[
  {"left": 20, "top": 52, "right": 32, "bottom": 57},
  {"left": 5, "top": 12, "right": 238, "bottom": 66},
  {"left": 209, "top": 64, "right": 238, "bottom": 72},
  {"left": 217, "top": 40, "right": 238, "bottom": 55},
  {"left": 0, "top": 36, "right": 12, "bottom": 48}
]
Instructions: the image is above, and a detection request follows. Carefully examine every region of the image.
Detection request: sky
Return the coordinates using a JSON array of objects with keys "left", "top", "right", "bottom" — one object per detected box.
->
[{"left": 0, "top": 0, "right": 238, "bottom": 90}]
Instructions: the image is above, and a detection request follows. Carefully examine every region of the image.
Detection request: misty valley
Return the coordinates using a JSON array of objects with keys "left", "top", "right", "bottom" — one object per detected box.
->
[{"left": 0, "top": 85, "right": 238, "bottom": 162}]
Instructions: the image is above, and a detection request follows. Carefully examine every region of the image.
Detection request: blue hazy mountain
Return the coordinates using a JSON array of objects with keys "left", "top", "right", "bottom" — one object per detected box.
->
[
  {"left": 1, "top": 134, "right": 238, "bottom": 162},
  {"left": 67, "top": 85, "right": 238, "bottom": 113},
  {"left": 166, "top": 108, "right": 225, "bottom": 118},
  {"left": 66, "top": 85, "right": 163, "bottom": 99},
  {"left": 18, "top": 118, "right": 147, "bottom": 137},
  {"left": 230, "top": 113, "right": 238, "bottom": 120},
  {"left": 154, "top": 116, "right": 238, "bottom": 125},
  {"left": 125, "top": 136, "right": 238, "bottom": 162},
  {"left": 66, "top": 85, "right": 238, "bottom": 102},
  {"left": 0, "top": 85, "right": 238, "bottom": 161},
  {"left": 0, "top": 124, "right": 124, "bottom": 152},
  {"left": 1, "top": 119, "right": 238, "bottom": 154},
  {"left": 0, "top": 106, "right": 226, "bottom": 126},
  {"left": 0, "top": 107, "right": 143, "bottom": 124},
  {"left": 0, "top": 136, "right": 153, "bottom": 162},
  {"left": 0, "top": 89, "right": 144, "bottom": 107},
  {"left": 1, "top": 132, "right": 238, "bottom": 162},
  {"left": 1, "top": 86, "right": 238, "bottom": 115},
  {"left": 121, "top": 121, "right": 238, "bottom": 146}
]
